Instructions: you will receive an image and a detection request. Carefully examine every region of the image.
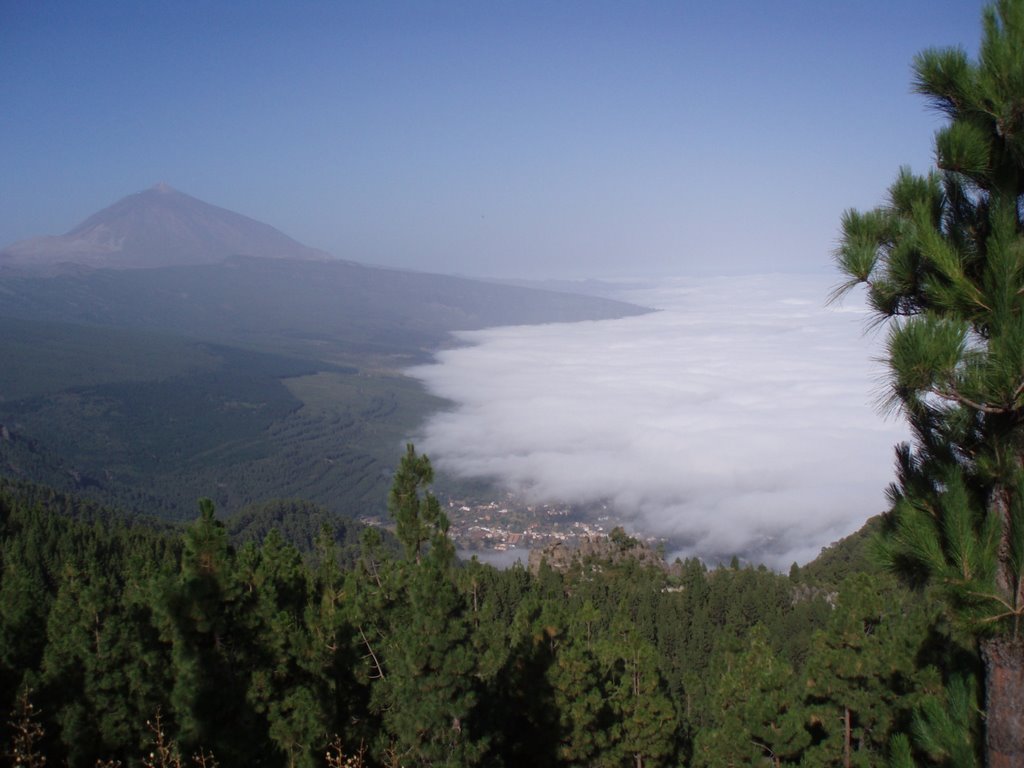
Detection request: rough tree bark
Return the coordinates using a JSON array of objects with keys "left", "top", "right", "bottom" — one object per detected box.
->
[{"left": 981, "top": 637, "right": 1024, "bottom": 768}]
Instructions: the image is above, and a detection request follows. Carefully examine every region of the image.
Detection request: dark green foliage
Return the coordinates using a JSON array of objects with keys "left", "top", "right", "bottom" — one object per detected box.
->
[
  {"left": 0, "top": 482, "right": 179, "bottom": 764},
  {"left": 692, "top": 626, "right": 808, "bottom": 767},
  {"left": 381, "top": 558, "right": 484, "bottom": 766},
  {"left": 157, "top": 499, "right": 258, "bottom": 759},
  {"left": 801, "top": 574, "right": 943, "bottom": 767},
  {"left": 598, "top": 616, "right": 677, "bottom": 767},
  {"left": 462, "top": 563, "right": 561, "bottom": 767},
  {"left": 0, "top": 471, "right": 973, "bottom": 768},
  {"left": 238, "top": 529, "right": 331, "bottom": 768},
  {"left": 0, "top": 315, "right": 223, "bottom": 401},
  {"left": 0, "top": 493, "right": 58, "bottom": 698},
  {"left": 547, "top": 638, "right": 607, "bottom": 765},
  {"left": 909, "top": 674, "right": 984, "bottom": 766},
  {"left": 0, "top": 475, "right": 175, "bottom": 531},
  {"left": 225, "top": 497, "right": 372, "bottom": 566},
  {"left": 388, "top": 444, "right": 446, "bottom": 564},
  {"left": 349, "top": 448, "right": 489, "bottom": 766},
  {"left": 798, "top": 514, "right": 885, "bottom": 586}
]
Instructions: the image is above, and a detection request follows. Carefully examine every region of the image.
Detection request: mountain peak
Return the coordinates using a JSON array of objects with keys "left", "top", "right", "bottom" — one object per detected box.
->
[{"left": 0, "top": 186, "right": 333, "bottom": 272}]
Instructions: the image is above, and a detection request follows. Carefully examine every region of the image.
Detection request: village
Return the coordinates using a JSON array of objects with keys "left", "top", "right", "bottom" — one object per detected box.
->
[{"left": 441, "top": 494, "right": 615, "bottom": 552}]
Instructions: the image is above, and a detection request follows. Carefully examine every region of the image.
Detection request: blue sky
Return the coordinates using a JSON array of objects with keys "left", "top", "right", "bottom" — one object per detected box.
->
[{"left": 1, "top": 1, "right": 985, "bottom": 279}]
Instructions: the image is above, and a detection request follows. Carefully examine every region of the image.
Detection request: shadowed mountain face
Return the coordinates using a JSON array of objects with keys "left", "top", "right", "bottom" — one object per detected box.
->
[{"left": 0, "top": 183, "right": 331, "bottom": 272}]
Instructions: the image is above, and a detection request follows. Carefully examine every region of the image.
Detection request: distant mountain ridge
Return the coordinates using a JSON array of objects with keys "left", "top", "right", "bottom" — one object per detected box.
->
[
  {"left": 0, "top": 184, "right": 649, "bottom": 360},
  {"left": 0, "top": 183, "right": 332, "bottom": 272}
]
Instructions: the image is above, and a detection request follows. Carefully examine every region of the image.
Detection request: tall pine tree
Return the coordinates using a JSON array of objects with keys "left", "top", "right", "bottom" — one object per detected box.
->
[{"left": 833, "top": 1, "right": 1024, "bottom": 763}]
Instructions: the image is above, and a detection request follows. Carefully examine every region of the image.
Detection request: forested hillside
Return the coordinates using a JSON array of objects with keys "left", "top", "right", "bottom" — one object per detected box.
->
[
  {"left": 0, "top": 318, "right": 441, "bottom": 521},
  {"left": 0, "top": 453, "right": 980, "bottom": 767}
]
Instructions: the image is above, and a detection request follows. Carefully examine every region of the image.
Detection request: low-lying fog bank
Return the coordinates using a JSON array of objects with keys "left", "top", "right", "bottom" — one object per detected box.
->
[{"left": 412, "top": 274, "right": 905, "bottom": 569}]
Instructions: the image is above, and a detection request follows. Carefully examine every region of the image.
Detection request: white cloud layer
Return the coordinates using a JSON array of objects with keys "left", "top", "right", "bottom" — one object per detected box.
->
[{"left": 408, "top": 274, "right": 908, "bottom": 569}]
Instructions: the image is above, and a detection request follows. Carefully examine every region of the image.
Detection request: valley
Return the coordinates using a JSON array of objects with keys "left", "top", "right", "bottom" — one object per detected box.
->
[{"left": 0, "top": 186, "right": 649, "bottom": 524}]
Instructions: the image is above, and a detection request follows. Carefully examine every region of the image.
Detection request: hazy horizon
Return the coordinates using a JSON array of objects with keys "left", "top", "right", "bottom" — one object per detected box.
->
[{"left": 2, "top": 1, "right": 983, "bottom": 281}]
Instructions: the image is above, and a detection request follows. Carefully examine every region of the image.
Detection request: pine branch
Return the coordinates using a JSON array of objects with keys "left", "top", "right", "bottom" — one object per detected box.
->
[
  {"left": 358, "top": 624, "right": 386, "bottom": 680},
  {"left": 932, "top": 385, "right": 1014, "bottom": 415}
]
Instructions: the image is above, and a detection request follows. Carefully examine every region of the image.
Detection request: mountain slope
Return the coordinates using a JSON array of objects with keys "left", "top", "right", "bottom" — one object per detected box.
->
[
  {"left": 0, "top": 184, "right": 649, "bottom": 363},
  {"left": 0, "top": 255, "right": 649, "bottom": 365},
  {"left": 0, "top": 185, "right": 649, "bottom": 521},
  {"left": 0, "top": 316, "right": 434, "bottom": 521},
  {"left": 0, "top": 183, "right": 331, "bottom": 271}
]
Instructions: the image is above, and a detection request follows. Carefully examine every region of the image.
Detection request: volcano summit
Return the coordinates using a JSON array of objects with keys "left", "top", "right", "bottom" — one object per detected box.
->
[{"left": 0, "top": 184, "right": 332, "bottom": 273}]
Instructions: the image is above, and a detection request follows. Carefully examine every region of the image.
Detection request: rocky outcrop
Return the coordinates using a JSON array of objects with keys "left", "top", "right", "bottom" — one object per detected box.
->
[{"left": 528, "top": 527, "right": 666, "bottom": 575}]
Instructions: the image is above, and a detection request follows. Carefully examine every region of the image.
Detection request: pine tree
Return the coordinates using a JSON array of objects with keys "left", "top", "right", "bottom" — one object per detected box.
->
[
  {"left": 355, "top": 446, "right": 487, "bottom": 766},
  {"left": 911, "top": 675, "right": 984, "bottom": 767},
  {"left": 0, "top": 496, "right": 57, "bottom": 702},
  {"left": 41, "top": 562, "right": 129, "bottom": 763},
  {"left": 307, "top": 524, "right": 366, "bottom": 753},
  {"left": 475, "top": 567, "right": 561, "bottom": 767},
  {"left": 238, "top": 530, "right": 330, "bottom": 768},
  {"left": 833, "top": 1, "right": 1024, "bottom": 763},
  {"left": 801, "top": 575, "right": 940, "bottom": 768},
  {"left": 693, "top": 625, "right": 807, "bottom": 768},
  {"left": 601, "top": 622, "right": 677, "bottom": 768},
  {"left": 547, "top": 638, "right": 608, "bottom": 766},
  {"left": 379, "top": 549, "right": 484, "bottom": 767},
  {"left": 157, "top": 499, "right": 263, "bottom": 763},
  {"left": 388, "top": 444, "right": 444, "bottom": 564}
]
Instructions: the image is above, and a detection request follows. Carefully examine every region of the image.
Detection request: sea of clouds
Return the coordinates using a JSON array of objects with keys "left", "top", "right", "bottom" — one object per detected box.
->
[{"left": 408, "top": 274, "right": 908, "bottom": 569}]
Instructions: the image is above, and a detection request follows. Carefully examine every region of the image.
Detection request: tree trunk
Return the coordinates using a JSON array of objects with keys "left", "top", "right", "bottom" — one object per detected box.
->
[
  {"left": 982, "top": 636, "right": 1024, "bottom": 768},
  {"left": 844, "top": 705, "right": 851, "bottom": 768}
]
